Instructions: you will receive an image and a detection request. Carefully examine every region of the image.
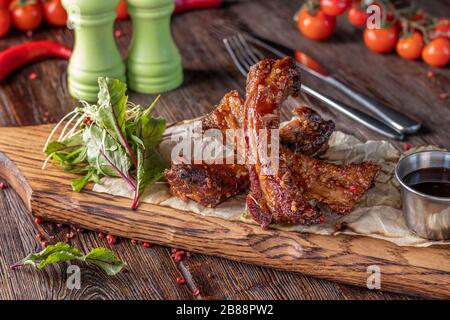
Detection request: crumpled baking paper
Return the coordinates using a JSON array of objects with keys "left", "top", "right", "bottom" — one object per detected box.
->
[{"left": 93, "top": 121, "right": 450, "bottom": 248}]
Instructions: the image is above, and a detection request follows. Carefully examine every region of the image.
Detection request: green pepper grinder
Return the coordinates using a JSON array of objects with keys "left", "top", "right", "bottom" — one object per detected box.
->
[
  {"left": 127, "top": 0, "right": 183, "bottom": 93},
  {"left": 62, "top": 0, "right": 126, "bottom": 101}
]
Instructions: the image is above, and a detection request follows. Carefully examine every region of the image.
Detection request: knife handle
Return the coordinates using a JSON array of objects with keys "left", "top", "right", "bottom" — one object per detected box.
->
[
  {"left": 324, "top": 77, "right": 421, "bottom": 134},
  {"left": 301, "top": 85, "right": 404, "bottom": 140}
]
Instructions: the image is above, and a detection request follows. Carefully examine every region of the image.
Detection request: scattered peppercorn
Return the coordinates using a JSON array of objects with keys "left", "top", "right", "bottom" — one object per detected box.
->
[
  {"left": 142, "top": 241, "right": 151, "bottom": 248},
  {"left": 439, "top": 92, "right": 448, "bottom": 100},
  {"left": 402, "top": 143, "right": 411, "bottom": 151},
  {"left": 176, "top": 276, "right": 185, "bottom": 284},
  {"left": 349, "top": 185, "right": 357, "bottom": 193},
  {"left": 35, "top": 233, "right": 45, "bottom": 241},
  {"left": 131, "top": 239, "right": 138, "bottom": 246},
  {"left": 41, "top": 240, "right": 49, "bottom": 248},
  {"left": 106, "top": 234, "right": 117, "bottom": 245},
  {"left": 76, "top": 227, "right": 84, "bottom": 233},
  {"left": 171, "top": 248, "right": 178, "bottom": 254},
  {"left": 28, "top": 72, "right": 37, "bottom": 81},
  {"left": 174, "top": 250, "right": 186, "bottom": 262},
  {"left": 207, "top": 273, "right": 214, "bottom": 279},
  {"left": 34, "top": 217, "right": 43, "bottom": 224},
  {"left": 427, "top": 71, "right": 434, "bottom": 78},
  {"left": 192, "top": 288, "right": 200, "bottom": 297},
  {"left": 0, "top": 182, "right": 7, "bottom": 189},
  {"left": 56, "top": 223, "right": 63, "bottom": 228},
  {"left": 66, "top": 231, "right": 75, "bottom": 239},
  {"left": 98, "top": 232, "right": 105, "bottom": 240}
]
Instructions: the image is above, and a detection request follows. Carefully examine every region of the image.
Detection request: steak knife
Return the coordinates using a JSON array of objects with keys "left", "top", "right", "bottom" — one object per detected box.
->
[{"left": 247, "top": 34, "right": 422, "bottom": 135}]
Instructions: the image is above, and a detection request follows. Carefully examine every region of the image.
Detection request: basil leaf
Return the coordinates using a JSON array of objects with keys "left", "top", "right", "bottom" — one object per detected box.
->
[{"left": 12, "top": 243, "right": 125, "bottom": 276}]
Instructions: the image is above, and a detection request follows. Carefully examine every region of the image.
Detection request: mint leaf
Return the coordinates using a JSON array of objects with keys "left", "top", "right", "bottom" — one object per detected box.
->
[{"left": 12, "top": 242, "right": 125, "bottom": 276}]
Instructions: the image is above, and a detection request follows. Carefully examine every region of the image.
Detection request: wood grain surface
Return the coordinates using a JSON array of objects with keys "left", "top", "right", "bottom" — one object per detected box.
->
[
  {"left": 1, "top": 125, "right": 449, "bottom": 299},
  {"left": 0, "top": 0, "right": 449, "bottom": 300}
]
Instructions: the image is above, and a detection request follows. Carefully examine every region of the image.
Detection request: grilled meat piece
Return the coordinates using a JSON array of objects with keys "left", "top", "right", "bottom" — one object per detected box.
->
[
  {"left": 165, "top": 163, "right": 249, "bottom": 207},
  {"left": 164, "top": 59, "right": 379, "bottom": 220},
  {"left": 280, "top": 106, "right": 335, "bottom": 157},
  {"left": 165, "top": 89, "right": 335, "bottom": 208},
  {"left": 202, "top": 90, "right": 244, "bottom": 131},
  {"left": 284, "top": 147, "right": 380, "bottom": 214},
  {"left": 164, "top": 92, "right": 249, "bottom": 207},
  {"left": 244, "top": 57, "right": 323, "bottom": 228}
]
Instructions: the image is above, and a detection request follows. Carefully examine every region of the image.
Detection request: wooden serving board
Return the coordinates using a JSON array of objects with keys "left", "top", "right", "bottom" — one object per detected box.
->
[{"left": 1, "top": 124, "right": 449, "bottom": 299}]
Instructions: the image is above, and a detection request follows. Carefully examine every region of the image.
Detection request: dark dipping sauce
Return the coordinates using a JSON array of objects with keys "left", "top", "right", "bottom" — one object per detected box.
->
[{"left": 403, "top": 167, "right": 450, "bottom": 198}]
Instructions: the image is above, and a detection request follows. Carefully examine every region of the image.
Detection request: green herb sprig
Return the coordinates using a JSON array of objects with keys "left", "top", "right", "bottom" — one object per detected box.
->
[
  {"left": 11, "top": 242, "right": 125, "bottom": 276},
  {"left": 43, "top": 77, "right": 167, "bottom": 209}
]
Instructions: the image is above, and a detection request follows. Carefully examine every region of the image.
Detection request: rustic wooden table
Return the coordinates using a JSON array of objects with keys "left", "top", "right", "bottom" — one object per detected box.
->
[{"left": 0, "top": 0, "right": 449, "bottom": 300}]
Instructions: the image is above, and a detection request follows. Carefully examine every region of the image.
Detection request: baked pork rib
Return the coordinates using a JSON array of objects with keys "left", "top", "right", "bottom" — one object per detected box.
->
[
  {"left": 244, "top": 57, "right": 323, "bottom": 227},
  {"left": 164, "top": 90, "right": 334, "bottom": 207},
  {"left": 164, "top": 57, "right": 380, "bottom": 226}
]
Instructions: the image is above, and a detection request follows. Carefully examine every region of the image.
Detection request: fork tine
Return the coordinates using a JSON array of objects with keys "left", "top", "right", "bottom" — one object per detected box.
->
[
  {"left": 237, "top": 34, "right": 261, "bottom": 64},
  {"left": 230, "top": 35, "right": 256, "bottom": 70},
  {"left": 223, "top": 38, "right": 249, "bottom": 77}
]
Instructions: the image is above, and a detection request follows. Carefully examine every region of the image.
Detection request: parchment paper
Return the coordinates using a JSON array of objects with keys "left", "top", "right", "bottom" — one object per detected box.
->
[{"left": 93, "top": 121, "right": 450, "bottom": 248}]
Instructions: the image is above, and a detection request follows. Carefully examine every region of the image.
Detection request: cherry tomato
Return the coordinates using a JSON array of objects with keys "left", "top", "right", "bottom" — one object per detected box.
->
[
  {"left": 0, "top": 0, "right": 11, "bottom": 9},
  {"left": 396, "top": 32, "right": 424, "bottom": 60},
  {"left": 116, "top": 0, "right": 128, "bottom": 20},
  {"left": 0, "top": 8, "right": 11, "bottom": 37},
  {"left": 297, "top": 8, "right": 336, "bottom": 41},
  {"left": 422, "top": 38, "right": 450, "bottom": 67},
  {"left": 319, "top": 0, "right": 350, "bottom": 17},
  {"left": 43, "top": 0, "right": 67, "bottom": 26},
  {"left": 435, "top": 18, "right": 450, "bottom": 40},
  {"left": 347, "top": 5, "right": 368, "bottom": 27},
  {"left": 363, "top": 25, "right": 399, "bottom": 53},
  {"left": 10, "top": 0, "right": 43, "bottom": 32}
]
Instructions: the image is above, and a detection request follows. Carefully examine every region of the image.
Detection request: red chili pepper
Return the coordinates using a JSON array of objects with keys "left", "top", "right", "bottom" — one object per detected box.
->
[
  {"left": 174, "top": 0, "right": 223, "bottom": 14},
  {"left": 0, "top": 40, "right": 72, "bottom": 81}
]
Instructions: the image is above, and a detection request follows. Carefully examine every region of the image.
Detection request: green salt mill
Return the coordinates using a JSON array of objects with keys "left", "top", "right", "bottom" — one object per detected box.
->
[
  {"left": 62, "top": 0, "right": 126, "bottom": 101},
  {"left": 127, "top": 0, "right": 183, "bottom": 93}
]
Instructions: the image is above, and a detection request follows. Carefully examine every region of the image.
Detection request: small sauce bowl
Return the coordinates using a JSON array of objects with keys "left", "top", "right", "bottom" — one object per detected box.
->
[{"left": 395, "top": 150, "right": 450, "bottom": 240}]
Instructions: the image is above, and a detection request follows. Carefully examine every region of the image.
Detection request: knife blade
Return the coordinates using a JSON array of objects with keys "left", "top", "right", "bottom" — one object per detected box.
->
[{"left": 246, "top": 33, "right": 422, "bottom": 135}]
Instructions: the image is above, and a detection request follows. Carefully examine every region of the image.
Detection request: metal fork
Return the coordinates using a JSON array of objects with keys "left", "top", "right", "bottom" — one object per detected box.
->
[{"left": 223, "top": 34, "right": 404, "bottom": 140}]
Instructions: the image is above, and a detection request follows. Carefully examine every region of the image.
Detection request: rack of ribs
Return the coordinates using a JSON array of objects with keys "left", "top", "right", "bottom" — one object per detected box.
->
[
  {"left": 164, "top": 91, "right": 334, "bottom": 208},
  {"left": 164, "top": 57, "right": 380, "bottom": 226}
]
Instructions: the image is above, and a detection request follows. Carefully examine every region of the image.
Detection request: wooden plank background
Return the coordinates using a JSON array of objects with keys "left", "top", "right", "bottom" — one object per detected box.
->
[{"left": 0, "top": 0, "right": 449, "bottom": 299}]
